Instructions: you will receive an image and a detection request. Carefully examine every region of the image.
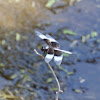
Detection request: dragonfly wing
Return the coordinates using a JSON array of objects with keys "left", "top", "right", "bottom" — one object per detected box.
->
[
  {"left": 35, "top": 31, "right": 47, "bottom": 39},
  {"left": 54, "top": 50, "right": 63, "bottom": 66},
  {"left": 54, "top": 48, "right": 73, "bottom": 54},
  {"left": 54, "top": 54, "right": 63, "bottom": 66},
  {"left": 45, "top": 46, "right": 49, "bottom": 49},
  {"left": 35, "top": 31, "right": 51, "bottom": 45},
  {"left": 46, "top": 34, "right": 58, "bottom": 43},
  {"left": 61, "top": 50, "right": 73, "bottom": 54},
  {"left": 45, "top": 54, "right": 54, "bottom": 63},
  {"left": 45, "top": 47, "right": 54, "bottom": 63}
]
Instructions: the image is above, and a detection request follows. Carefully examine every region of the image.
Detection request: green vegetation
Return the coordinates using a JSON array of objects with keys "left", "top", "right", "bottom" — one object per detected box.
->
[
  {"left": 81, "top": 31, "right": 98, "bottom": 43},
  {"left": 63, "top": 53, "right": 69, "bottom": 57},
  {"left": 16, "top": 33, "right": 21, "bottom": 41},
  {"left": 90, "top": 31, "right": 98, "bottom": 38},
  {"left": 46, "top": 77, "right": 53, "bottom": 83},
  {"left": 77, "top": 0, "right": 82, "bottom": 2},
  {"left": 46, "top": 0, "right": 59, "bottom": 8},
  {"left": 0, "top": 89, "right": 22, "bottom": 100},
  {"left": 58, "top": 66, "right": 75, "bottom": 75},
  {"left": 62, "top": 29, "right": 76, "bottom": 36}
]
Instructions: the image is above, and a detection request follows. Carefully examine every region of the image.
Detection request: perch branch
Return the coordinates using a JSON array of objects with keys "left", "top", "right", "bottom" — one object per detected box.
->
[{"left": 34, "top": 49, "right": 63, "bottom": 100}]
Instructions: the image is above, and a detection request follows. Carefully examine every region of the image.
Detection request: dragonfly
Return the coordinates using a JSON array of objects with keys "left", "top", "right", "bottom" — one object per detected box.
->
[{"left": 35, "top": 31, "right": 73, "bottom": 66}]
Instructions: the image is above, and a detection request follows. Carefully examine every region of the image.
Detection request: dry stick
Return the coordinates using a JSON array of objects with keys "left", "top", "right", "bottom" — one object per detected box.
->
[{"left": 34, "top": 49, "right": 63, "bottom": 100}]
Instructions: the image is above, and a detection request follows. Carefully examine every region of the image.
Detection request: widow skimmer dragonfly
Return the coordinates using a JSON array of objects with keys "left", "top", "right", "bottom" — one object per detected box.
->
[{"left": 35, "top": 31, "right": 73, "bottom": 66}]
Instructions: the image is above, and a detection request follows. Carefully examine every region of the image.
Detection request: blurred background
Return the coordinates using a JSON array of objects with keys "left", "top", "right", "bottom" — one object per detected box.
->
[{"left": 0, "top": 0, "right": 100, "bottom": 100}]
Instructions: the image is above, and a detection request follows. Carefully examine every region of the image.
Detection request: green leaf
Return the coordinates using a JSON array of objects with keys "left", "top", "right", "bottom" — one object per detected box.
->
[
  {"left": 77, "top": 0, "right": 82, "bottom": 2},
  {"left": 75, "top": 89, "right": 80, "bottom": 93},
  {"left": 90, "top": 31, "right": 98, "bottom": 38},
  {"left": 24, "top": 75, "right": 31, "bottom": 81},
  {"left": 50, "top": 88, "right": 58, "bottom": 91},
  {"left": 63, "top": 29, "right": 76, "bottom": 36},
  {"left": 46, "top": 78, "right": 53, "bottom": 83},
  {"left": 81, "top": 34, "right": 90, "bottom": 43},
  {"left": 1, "top": 40, "right": 6, "bottom": 45},
  {"left": 20, "top": 69, "right": 25, "bottom": 74},
  {"left": 81, "top": 35, "right": 86, "bottom": 43},
  {"left": 46, "top": 0, "right": 56, "bottom": 8},
  {"left": 10, "top": 74, "right": 18, "bottom": 79},
  {"left": 16, "top": 33, "right": 21, "bottom": 41},
  {"left": 37, "top": 45, "right": 41, "bottom": 49},
  {"left": 67, "top": 71, "right": 75, "bottom": 75},
  {"left": 63, "top": 53, "right": 69, "bottom": 57},
  {"left": 0, "top": 63, "right": 4, "bottom": 68},
  {"left": 59, "top": 66, "right": 75, "bottom": 75},
  {"left": 74, "top": 89, "right": 83, "bottom": 93},
  {"left": 59, "top": 66, "right": 69, "bottom": 73}
]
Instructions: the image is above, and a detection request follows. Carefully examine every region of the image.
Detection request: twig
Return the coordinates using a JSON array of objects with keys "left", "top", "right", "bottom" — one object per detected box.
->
[{"left": 34, "top": 49, "right": 63, "bottom": 100}]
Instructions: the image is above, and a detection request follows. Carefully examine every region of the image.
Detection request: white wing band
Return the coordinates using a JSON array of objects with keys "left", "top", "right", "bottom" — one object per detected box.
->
[
  {"left": 35, "top": 31, "right": 47, "bottom": 39},
  {"left": 45, "top": 54, "right": 54, "bottom": 63}
]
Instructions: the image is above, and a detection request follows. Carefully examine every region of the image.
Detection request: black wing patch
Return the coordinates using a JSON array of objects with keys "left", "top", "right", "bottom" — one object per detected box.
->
[{"left": 45, "top": 48, "right": 54, "bottom": 63}]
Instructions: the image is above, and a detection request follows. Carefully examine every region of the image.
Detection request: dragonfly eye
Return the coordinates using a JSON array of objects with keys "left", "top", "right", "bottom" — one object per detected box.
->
[
  {"left": 41, "top": 47, "right": 45, "bottom": 51},
  {"left": 41, "top": 47, "right": 48, "bottom": 54}
]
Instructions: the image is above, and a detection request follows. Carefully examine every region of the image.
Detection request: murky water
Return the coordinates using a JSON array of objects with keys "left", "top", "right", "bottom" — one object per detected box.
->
[{"left": 0, "top": 0, "right": 100, "bottom": 100}]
